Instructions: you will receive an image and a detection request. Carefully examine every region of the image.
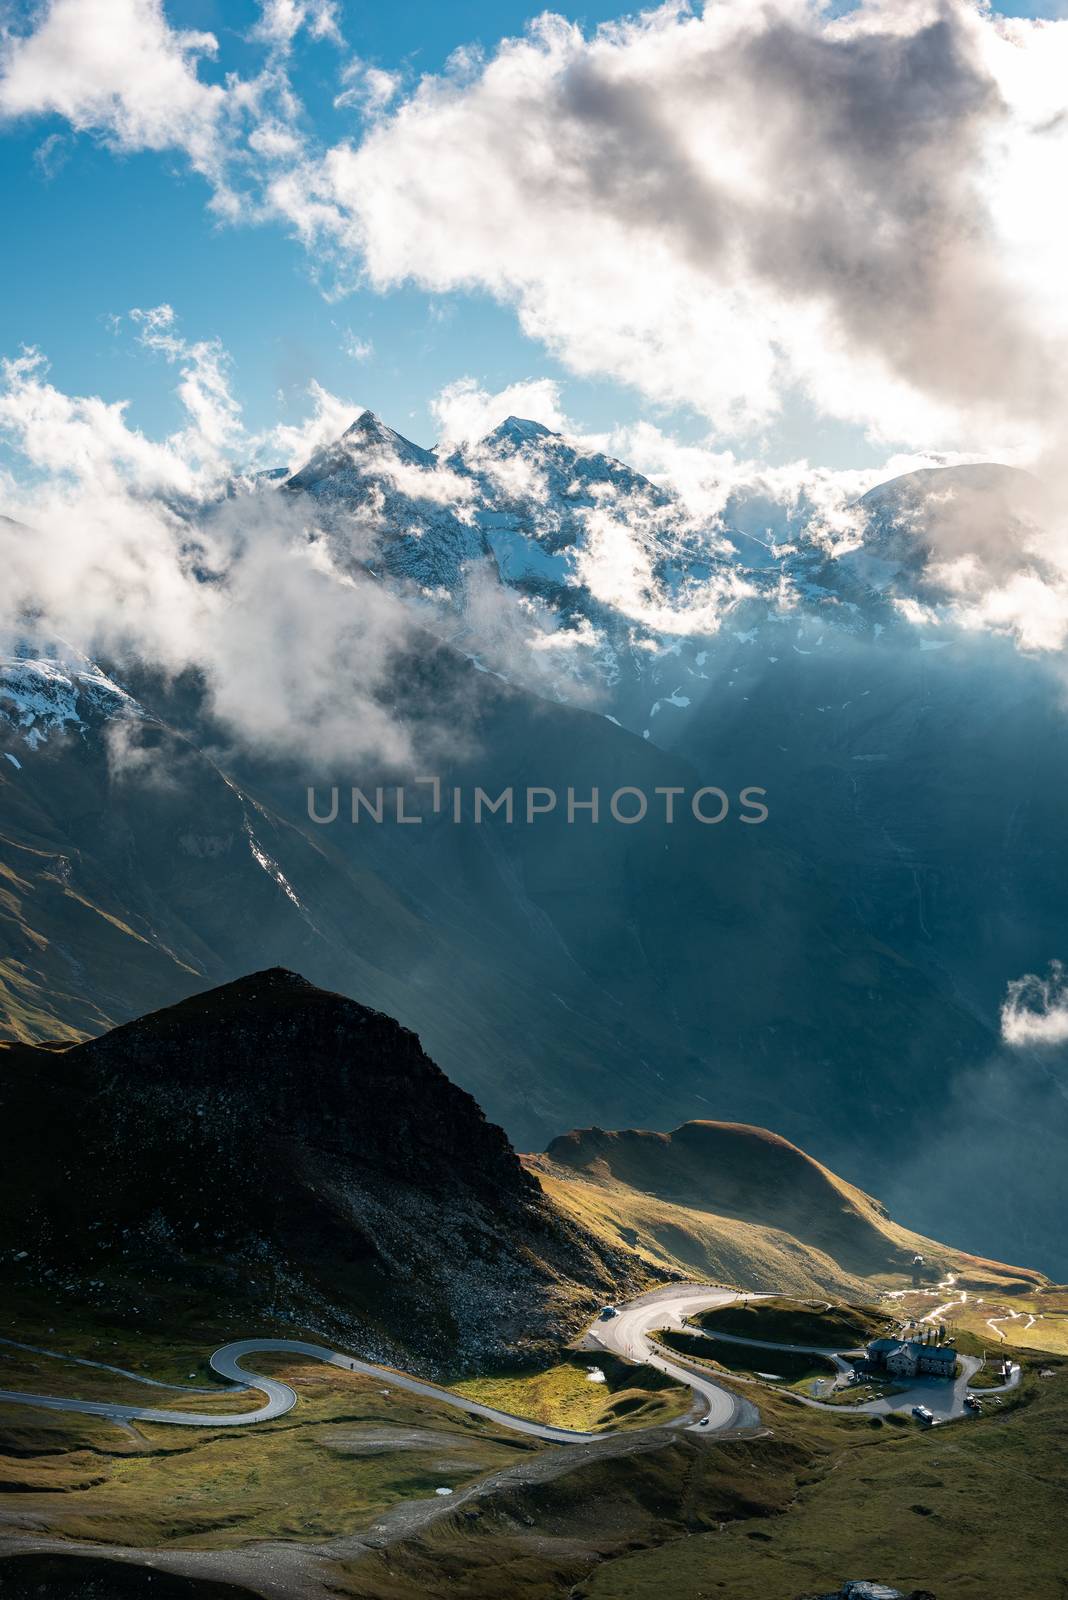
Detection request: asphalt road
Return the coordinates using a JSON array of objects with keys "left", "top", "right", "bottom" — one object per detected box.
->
[
  {"left": 678, "top": 1325, "right": 1021, "bottom": 1420},
  {"left": 0, "top": 1286, "right": 1016, "bottom": 1438},
  {"left": 0, "top": 1286, "right": 753, "bottom": 1441},
  {"left": 589, "top": 1284, "right": 761, "bottom": 1432}
]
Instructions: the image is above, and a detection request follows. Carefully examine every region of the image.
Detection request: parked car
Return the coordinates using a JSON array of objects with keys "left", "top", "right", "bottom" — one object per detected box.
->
[
  {"left": 599, "top": 1305, "right": 618, "bottom": 1320},
  {"left": 964, "top": 1394, "right": 982, "bottom": 1413},
  {"left": 911, "top": 1405, "right": 935, "bottom": 1425}
]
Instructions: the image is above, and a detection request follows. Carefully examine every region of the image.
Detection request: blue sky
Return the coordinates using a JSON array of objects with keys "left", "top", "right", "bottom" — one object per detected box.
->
[
  {"left": 1, "top": 0, "right": 658, "bottom": 460},
  {"left": 1, "top": 0, "right": 1064, "bottom": 475}
]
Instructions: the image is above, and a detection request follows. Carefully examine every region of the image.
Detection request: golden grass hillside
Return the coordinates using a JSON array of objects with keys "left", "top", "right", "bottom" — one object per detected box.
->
[
  {"left": 527, "top": 1121, "right": 1045, "bottom": 1298},
  {"left": 445, "top": 1352, "right": 688, "bottom": 1432}
]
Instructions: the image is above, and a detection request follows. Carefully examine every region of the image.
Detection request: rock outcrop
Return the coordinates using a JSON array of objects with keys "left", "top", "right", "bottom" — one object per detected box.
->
[{"left": 0, "top": 971, "right": 636, "bottom": 1370}]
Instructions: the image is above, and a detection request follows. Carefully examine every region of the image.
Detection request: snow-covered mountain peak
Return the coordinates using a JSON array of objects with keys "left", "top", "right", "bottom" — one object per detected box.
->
[
  {"left": 268, "top": 411, "right": 1048, "bottom": 737},
  {"left": 342, "top": 409, "right": 434, "bottom": 463},
  {"left": 0, "top": 646, "right": 141, "bottom": 751},
  {"left": 286, "top": 411, "right": 435, "bottom": 496},
  {"left": 345, "top": 407, "right": 383, "bottom": 434},
  {"left": 481, "top": 416, "right": 558, "bottom": 450}
]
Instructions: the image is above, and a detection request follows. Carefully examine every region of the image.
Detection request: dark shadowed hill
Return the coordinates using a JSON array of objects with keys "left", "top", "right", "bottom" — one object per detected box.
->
[{"left": 0, "top": 971, "right": 639, "bottom": 1371}]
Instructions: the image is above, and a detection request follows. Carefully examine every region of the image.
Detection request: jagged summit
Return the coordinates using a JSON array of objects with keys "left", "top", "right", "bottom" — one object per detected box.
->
[
  {"left": 285, "top": 410, "right": 434, "bottom": 492},
  {"left": 482, "top": 415, "right": 558, "bottom": 448},
  {"left": 346, "top": 407, "right": 385, "bottom": 434},
  {"left": 290, "top": 409, "right": 565, "bottom": 480},
  {"left": 341, "top": 408, "right": 431, "bottom": 458}
]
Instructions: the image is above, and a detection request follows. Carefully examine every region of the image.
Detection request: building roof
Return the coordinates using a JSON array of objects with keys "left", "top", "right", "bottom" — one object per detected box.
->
[{"left": 869, "top": 1336, "right": 957, "bottom": 1362}]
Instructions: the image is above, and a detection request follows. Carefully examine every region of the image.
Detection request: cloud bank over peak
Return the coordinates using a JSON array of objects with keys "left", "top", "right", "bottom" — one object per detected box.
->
[
  {"left": 0, "top": 319, "right": 421, "bottom": 771},
  {"left": 282, "top": 0, "right": 1068, "bottom": 455},
  {"left": 4, "top": 1, "right": 1068, "bottom": 462}
]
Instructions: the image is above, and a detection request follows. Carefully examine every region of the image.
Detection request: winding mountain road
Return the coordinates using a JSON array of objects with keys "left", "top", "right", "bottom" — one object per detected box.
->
[
  {"left": 589, "top": 1284, "right": 761, "bottom": 1432},
  {"left": 0, "top": 1285, "right": 1016, "bottom": 1440},
  {"left": 0, "top": 1286, "right": 757, "bottom": 1443}
]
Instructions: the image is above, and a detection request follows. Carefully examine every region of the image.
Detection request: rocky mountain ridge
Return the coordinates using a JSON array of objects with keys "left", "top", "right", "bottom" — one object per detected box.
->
[{"left": 0, "top": 969, "right": 638, "bottom": 1371}]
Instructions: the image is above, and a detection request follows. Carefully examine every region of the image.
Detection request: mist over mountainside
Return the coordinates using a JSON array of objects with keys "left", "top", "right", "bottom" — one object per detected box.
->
[{"left": 2, "top": 415, "right": 1066, "bottom": 1275}]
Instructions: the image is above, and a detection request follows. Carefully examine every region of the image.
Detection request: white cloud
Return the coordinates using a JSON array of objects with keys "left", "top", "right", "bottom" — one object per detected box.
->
[
  {"left": 375, "top": 454, "right": 476, "bottom": 508},
  {"left": 573, "top": 494, "right": 753, "bottom": 636},
  {"left": 589, "top": 422, "right": 742, "bottom": 526},
  {"left": 0, "top": 340, "right": 423, "bottom": 769},
  {"left": 259, "top": 379, "right": 363, "bottom": 473},
  {"left": 131, "top": 304, "right": 244, "bottom": 460},
  {"left": 955, "top": 570, "right": 1068, "bottom": 654},
  {"left": 456, "top": 563, "right": 604, "bottom": 703},
  {"left": 7, "top": 0, "right": 1068, "bottom": 476},
  {"left": 247, "top": 118, "right": 304, "bottom": 162},
  {"left": 0, "top": 347, "right": 209, "bottom": 496},
  {"left": 32, "top": 128, "right": 69, "bottom": 178},
  {"left": 593, "top": 425, "right": 1068, "bottom": 655},
  {"left": 8, "top": 0, "right": 1068, "bottom": 476},
  {"left": 1001, "top": 962, "right": 1068, "bottom": 1048},
  {"left": 0, "top": 306, "right": 242, "bottom": 497},
  {"left": 342, "top": 330, "right": 375, "bottom": 362},
  {"left": 279, "top": 0, "right": 1068, "bottom": 457},
  {"left": 0, "top": 0, "right": 316, "bottom": 221},
  {"left": 861, "top": 464, "right": 1068, "bottom": 653},
  {"left": 334, "top": 60, "right": 400, "bottom": 114},
  {"left": 253, "top": 0, "right": 342, "bottom": 50},
  {"left": 430, "top": 377, "right": 569, "bottom": 443},
  {"left": 0, "top": 0, "right": 226, "bottom": 176}
]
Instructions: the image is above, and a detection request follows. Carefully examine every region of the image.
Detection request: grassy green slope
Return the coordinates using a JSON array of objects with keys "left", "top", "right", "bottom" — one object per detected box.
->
[
  {"left": 446, "top": 1352, "right": 688, "bottom": 1433},
  {"left": 340, "top": 1350, "right": 1065, "bottom": 1600},
  {"left": 582, "top": 1362, "right": 1067, "bottom": 1600},
  {"left": 693, "top": 1295, "right": 893, "bottom": 1347}
]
